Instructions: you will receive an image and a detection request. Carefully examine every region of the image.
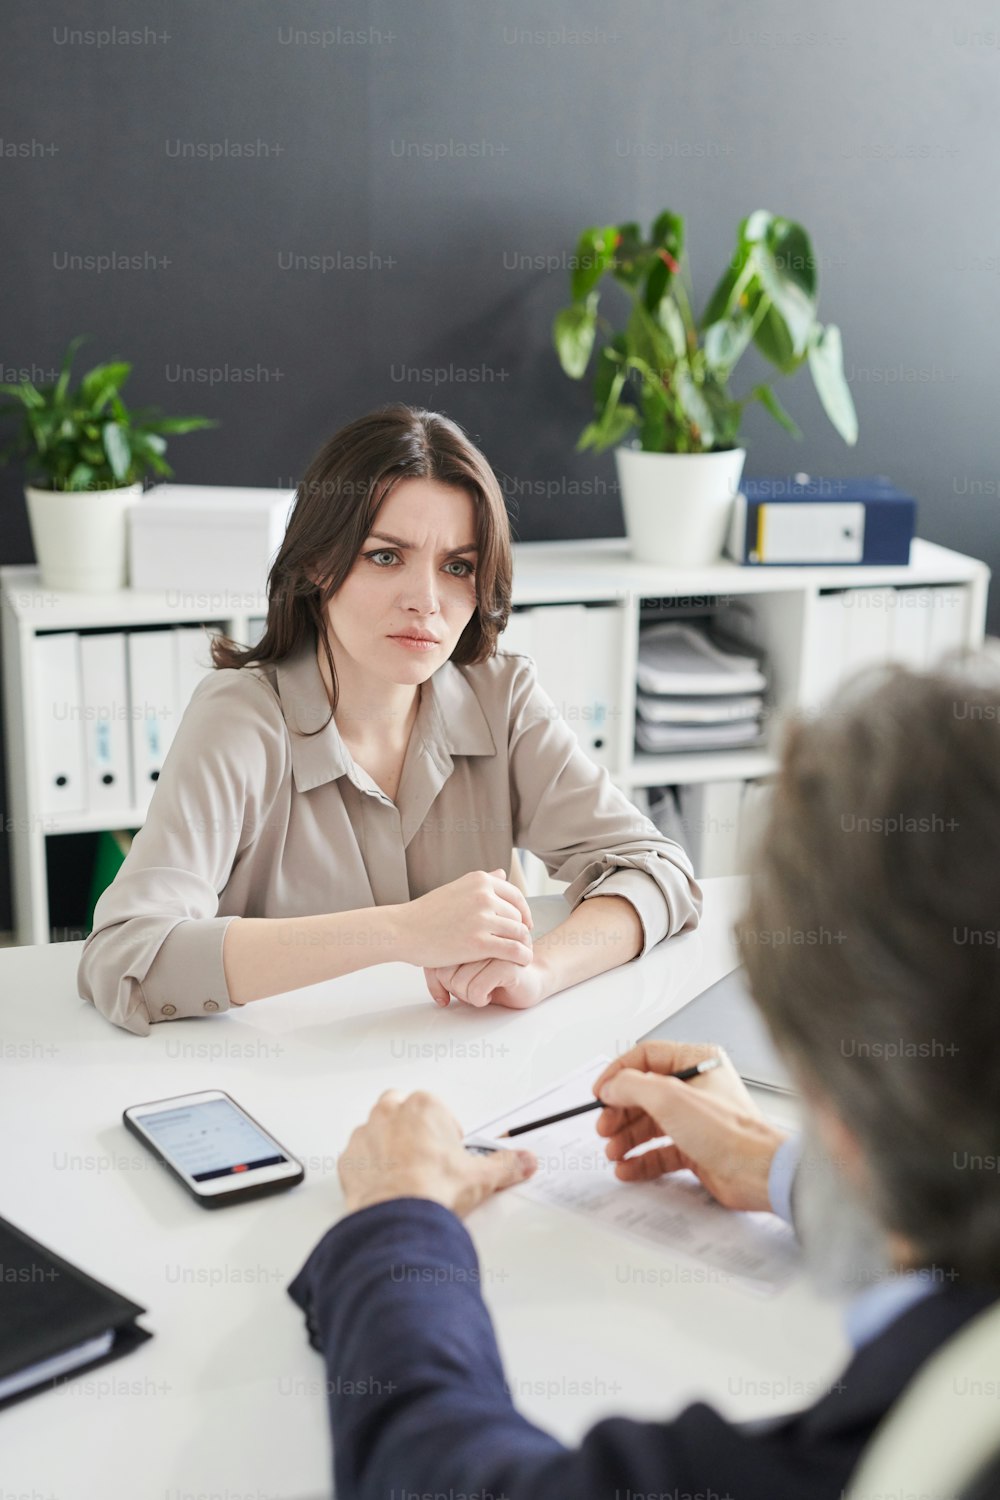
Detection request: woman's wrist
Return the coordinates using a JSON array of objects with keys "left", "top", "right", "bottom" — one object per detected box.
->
[
  {"left": 377, "top": 902, "right": 410, "bottom": 963},
  {"left": 524, "top": 945, "right": 561, "bottom": 1003}
]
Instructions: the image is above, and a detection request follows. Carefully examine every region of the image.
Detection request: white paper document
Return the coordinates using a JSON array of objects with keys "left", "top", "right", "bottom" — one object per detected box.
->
[{"left": 468, "top": 1058, "right": 799, "bottom": 1296}]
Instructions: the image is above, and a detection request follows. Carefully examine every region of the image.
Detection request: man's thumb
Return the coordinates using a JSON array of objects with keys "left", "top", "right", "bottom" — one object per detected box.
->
[{"left": 483, "top": 1147, "right": 536, "bottom": 1193}]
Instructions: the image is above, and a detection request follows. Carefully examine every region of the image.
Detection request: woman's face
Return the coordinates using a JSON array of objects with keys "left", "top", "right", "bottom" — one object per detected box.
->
[{"left": 323, "top": 476, "right": 480, "bottom": 687}]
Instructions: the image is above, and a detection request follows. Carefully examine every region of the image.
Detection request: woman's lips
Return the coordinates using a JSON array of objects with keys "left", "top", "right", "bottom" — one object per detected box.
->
[{"left": 388, "top": 634, "right": 440, "bottom": 651}]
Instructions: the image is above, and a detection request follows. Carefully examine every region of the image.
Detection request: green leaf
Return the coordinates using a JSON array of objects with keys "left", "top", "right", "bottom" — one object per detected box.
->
[
  {"left": 609, "top": 221, "right": 645, "bottom": 288},
  {"left": 593, "top": 337, "right": 626, "bottom": 412},
  {"left": 577, "top": 403, "right": 638, "bottom": 453},
  {"left": 701, "top": 232, "right": 756, "bottom": 328},
  {"left": 553, "top": 296, "right": 598, "bottom": 379},
  {"left": 767, "top": 217, "right": 818, "bottom": 301},
  {"left": 577, "top": 365, "right": 639, "bottom": 452},
  {"left": 700, "top": 374, "right": 743, "bottom": 450},
  {"left": 12, "top": 380, "right": 46, "bottom": 410},
  {"left": 657, "top": 298, "right": 687, "bottom": 360},
  {"left": 0, "top": 382, "right": 37, "bottom": 406},
  {"left": 80, "top": 361, "right": 131, "bottom": 412},
  {"left": 627, "top": 300, "right": 677, "bottom": 376},
  {"left": 638, "top": 381, "right": 671, "bottom": 452},
  {"left": 752, "top": 251, "right": 815, "bottom": 361},
  {"left": 102, "top": 421, "right": 132, "bottom": 482},
  {"left": 741, "top": 209, "right": 772, "bottom": 244},
  {"left": 67, "top": 463, "right": 95, "bottom": 491},
  {"left": 703, "top": 316, "right": 753, "bottom": 374},
  {"left": 741, "top": 214, "right": 818, "bottom": 363},
  {"left": 749, "top": 383, "right": 803, "bottom": 440},
  {"left": 676, "top": 372, "right": 715, "bottom": 451},
  {"left": 54, "top": 334, "right": 90, "bottom": 406},
  {"left": 570, "top": 225, "right": 619, "bottom": 302},
  {"left": 643, "top": 254, "right": 670, "bottom": 314},
  {"left": 650, "top": 209, "right": 684, "bottom": 260},
  {"left": 751, "top": 294, "right": 803, "bottom": 374},
  {"left": 807, "top": 324, "right": 858, "bottom": 445},
  {"left": 637, "top": 210, "right": 685, "bottom": 313},
  {"left": 141, "top": 414, "right": 216, "bottom": 434}
]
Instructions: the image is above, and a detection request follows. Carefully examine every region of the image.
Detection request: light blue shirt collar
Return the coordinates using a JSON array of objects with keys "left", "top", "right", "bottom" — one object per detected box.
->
[{"left": 768, "top": 1133, "right": 940, "bottom": 1350}]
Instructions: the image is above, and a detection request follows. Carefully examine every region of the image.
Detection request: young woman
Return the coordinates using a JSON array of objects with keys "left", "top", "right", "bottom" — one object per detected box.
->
[{"left": 77, "top": 405, "right": 701, "bottom": 1034}]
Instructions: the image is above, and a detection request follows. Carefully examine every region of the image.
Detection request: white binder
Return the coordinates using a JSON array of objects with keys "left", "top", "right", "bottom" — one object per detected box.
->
[
  {"left": 35, "top": 633, "right": 87, "bottom": 817},
  {"left": 841, "top": 587, "right": 894, "bottom": 680},
  {"left": 678, "top": 780, "right": 746, "bottom": 878},
  {"left": 174, "top": 625, "right": 216, "bottom": 715},
  {"left": 889, "top": 587, "right": 932, "bottom": 668},
  {"left": 511, "top": 604, "right": 622, "bottom": 770},
  {"left": 128, "top": 631, "right": 179, "bottom": 814},
  {"left": 79, "top": 632, "right": 133, "bottom": 814},
  {"left": 925, "top": 585, "right": 968, "bottom": 666}
]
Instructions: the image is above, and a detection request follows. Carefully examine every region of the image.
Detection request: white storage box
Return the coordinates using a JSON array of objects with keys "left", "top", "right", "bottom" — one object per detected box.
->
[{"left": 128, "top": 485, "right": 295, "bottom": 595}]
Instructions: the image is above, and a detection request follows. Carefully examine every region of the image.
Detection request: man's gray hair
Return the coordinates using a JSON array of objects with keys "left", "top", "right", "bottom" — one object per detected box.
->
[{"left": 738, "top": 656, "right": 1000, "bottom": 1287}]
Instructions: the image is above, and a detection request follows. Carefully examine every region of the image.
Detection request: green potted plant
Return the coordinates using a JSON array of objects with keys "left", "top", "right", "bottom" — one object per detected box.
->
[
  {"left": 0, "top": 335, "right": 216, "bottom": 592},
  {"left": 553, "top": 209, "right": 858, "bottom": 567}
]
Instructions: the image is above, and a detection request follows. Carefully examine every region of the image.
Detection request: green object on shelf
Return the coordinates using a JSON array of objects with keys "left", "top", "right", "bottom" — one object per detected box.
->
[{"left": 85, "top": 829, "right": 138, "bottom": 934}]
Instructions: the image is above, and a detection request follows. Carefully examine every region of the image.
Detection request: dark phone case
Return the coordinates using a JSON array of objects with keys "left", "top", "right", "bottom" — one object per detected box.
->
[{"left": 122, "top": 1092, "right": 305, "bottom": 1209}]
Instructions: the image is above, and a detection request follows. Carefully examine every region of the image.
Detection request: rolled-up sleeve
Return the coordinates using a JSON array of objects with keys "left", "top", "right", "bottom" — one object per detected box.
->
[
  {"left": 76, "top": 670, "right": 286, "bottom": 1035},
  {"left": 508, "top": 658, "right": 702, "bottom": 956}
]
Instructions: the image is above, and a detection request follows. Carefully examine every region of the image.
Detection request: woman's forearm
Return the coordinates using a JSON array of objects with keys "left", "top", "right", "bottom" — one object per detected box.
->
[
  {"left": 222, "top": 905, "right": 406, "bottom": 1006},
  {"left": 531, "top": 894, "right": 644, "bottom": 1001}
]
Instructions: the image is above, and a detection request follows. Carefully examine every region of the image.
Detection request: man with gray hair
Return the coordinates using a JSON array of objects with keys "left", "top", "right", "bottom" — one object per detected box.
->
[{"left": 288, "top": 662, "right": 1000, "bottom": 1500}]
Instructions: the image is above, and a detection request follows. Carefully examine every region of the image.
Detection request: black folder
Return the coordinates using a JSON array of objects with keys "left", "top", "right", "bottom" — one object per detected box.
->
[{"left": 0, "top": 1213, "right": 152, "bottom": 1409}]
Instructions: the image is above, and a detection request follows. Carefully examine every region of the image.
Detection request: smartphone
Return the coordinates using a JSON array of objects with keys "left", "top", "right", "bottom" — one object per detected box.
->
[{"left": 123, "top": 1090, "right": 305, "bottom": 1209}]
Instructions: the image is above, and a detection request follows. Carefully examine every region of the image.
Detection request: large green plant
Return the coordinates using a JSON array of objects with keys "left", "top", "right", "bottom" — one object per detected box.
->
[
  {"left": 553, "top": 209, "right": 858, "bottom": 455},
  {"left": 0, "top": 335, "right": 216, "bottom": 491}
]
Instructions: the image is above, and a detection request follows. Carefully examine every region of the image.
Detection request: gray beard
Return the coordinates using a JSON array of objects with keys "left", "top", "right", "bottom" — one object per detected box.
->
[{"left": 791, "top": 1119, "right": 894, "bottom": 1298}]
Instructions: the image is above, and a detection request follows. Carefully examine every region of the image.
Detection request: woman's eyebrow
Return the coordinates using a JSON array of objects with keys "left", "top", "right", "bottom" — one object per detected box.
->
[{"left": 368, "top": 531, "right": 478, "bottom": 555}]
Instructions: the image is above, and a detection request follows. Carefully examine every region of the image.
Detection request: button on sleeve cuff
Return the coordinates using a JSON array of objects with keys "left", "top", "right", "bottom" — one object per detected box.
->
[{"left": 138, "top": 914, "right": 242, "bottom": 1023}]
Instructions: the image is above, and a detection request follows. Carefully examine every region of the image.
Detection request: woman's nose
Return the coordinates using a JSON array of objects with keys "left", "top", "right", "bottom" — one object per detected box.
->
[{"left": 398, "top": 570, "right": 439, "bottom": 613}]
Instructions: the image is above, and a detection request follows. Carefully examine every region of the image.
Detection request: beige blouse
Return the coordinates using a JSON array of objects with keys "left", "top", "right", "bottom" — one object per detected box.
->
[{"left": 76, "top": 629, "right": 702, "bottom": 1034}]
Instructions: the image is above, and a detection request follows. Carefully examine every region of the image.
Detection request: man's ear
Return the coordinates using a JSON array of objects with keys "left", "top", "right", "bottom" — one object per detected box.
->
[{"left": 807, "top": 1089, "right": 868, "bottom": 1193}]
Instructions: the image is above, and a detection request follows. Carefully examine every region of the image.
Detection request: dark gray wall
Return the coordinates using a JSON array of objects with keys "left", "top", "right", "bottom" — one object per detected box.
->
[{"left": 2, "top": 0, "right": 998, "bottom": 934}]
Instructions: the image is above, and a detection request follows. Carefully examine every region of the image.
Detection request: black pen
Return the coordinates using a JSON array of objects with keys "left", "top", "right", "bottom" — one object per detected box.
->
[{"left": 497, "top": 1056, "right": 721, "bottom": 1139}]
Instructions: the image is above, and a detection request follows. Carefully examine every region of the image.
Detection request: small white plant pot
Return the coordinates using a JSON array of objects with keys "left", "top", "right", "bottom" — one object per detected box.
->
[
  {"left": 614, "top": 446, "right": 746, "bottom": 568},
  {"left": 25, "top": 483, "right": 141, "bottom": 593}
]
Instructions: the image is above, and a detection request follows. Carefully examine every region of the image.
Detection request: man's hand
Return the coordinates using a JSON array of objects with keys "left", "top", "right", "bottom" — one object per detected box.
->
[
  {"left": 423, "top": 955, "right": 549, "bottom": 1010},
  {"left": 594, "top": 1040, "right": 788, "bottom": 1213},
  {"left": 338, "top": 1089, "right": 537, "bottom": 1218}
]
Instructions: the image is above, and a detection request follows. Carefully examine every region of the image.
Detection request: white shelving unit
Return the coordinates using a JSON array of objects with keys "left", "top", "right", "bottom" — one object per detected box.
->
[{"left": 1, "top": 535, "right": 991, "bottom": 945}]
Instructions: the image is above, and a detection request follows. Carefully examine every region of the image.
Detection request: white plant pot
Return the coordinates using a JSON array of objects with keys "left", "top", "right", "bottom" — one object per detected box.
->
[
  {"left": 25, "top": 483, "right": 141, "bottom": 593},
  {"left": 614, "top": 446, "right": 746, "bottom": 568}
]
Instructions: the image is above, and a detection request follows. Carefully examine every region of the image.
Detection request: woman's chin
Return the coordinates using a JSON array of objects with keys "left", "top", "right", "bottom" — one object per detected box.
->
[{"left": 374, "top": 645, "right": 443, "bottom": 681}]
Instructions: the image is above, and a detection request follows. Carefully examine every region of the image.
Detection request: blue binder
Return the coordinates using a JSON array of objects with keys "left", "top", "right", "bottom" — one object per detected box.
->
[{"left": 729, "top": 475, "right": 916, "bottom": 566}]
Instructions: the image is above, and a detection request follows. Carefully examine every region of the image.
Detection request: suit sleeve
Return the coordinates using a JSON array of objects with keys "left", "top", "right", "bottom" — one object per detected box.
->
[
  {"left": 75, "top": 669, "right": 286, "bottom": 1034},
  {"left": 506, "top": 655, "right": 702, "bottom": 955},
  {"left": 287, "top": 1198, "right": 845, "bottom": 1500}
]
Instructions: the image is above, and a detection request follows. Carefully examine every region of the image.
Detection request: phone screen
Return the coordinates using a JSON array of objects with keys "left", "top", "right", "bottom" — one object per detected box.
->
[{"left": 133, "top": 1097, "right": 289, "bottom": 1182}]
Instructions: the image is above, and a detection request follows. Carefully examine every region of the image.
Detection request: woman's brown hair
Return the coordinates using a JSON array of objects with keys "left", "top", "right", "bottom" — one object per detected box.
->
[{"left": 210, "top": 404, "right": 513, "bottom": 734}]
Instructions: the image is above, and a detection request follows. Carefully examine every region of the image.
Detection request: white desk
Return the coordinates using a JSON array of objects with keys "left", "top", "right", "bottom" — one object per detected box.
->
[{"left": 0, "top": 878, "right": 847, "bottom": 1499}]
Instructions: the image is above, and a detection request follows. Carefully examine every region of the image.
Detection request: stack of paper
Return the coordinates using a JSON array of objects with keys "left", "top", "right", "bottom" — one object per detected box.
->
[{"left": 635, "top": 623, "right": 767, "bottom": 753}]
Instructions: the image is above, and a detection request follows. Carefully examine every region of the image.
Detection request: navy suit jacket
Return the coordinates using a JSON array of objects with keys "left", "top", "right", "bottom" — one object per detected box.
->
[{"left": 287, "top": 1198, "right": 995, "bottom": 1500}]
